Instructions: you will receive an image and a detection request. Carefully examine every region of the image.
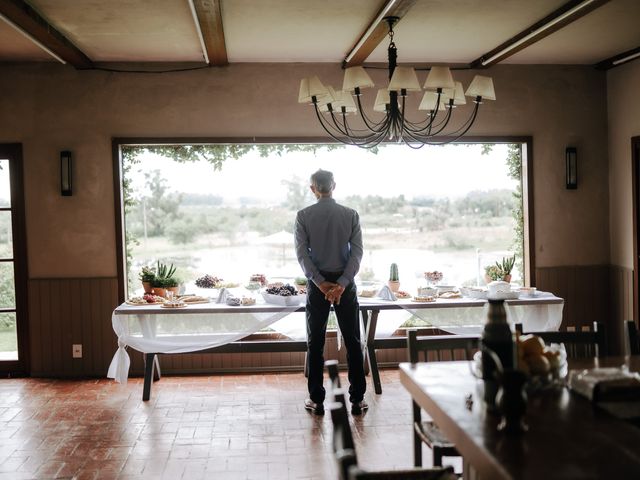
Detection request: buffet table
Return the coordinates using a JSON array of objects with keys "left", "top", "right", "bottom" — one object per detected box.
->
[{"left": 108, "top": 292, "right": 563, "bottom": 399}]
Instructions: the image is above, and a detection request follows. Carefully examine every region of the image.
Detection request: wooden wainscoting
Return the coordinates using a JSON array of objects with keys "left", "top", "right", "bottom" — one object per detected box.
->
[
  {"left": 27, "top": 268, "right": 634, "bottom": 377},
  {"left": 535, "top": 265, "right": 633, "bottom": 355},
  {"left": 29, "top": 278, "right": 120, "bottom": 377}
]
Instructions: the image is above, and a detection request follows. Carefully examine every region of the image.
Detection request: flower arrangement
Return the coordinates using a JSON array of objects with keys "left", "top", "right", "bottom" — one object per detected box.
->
[
  {"left": 139, "top": 266, "right": 156, "bottom": 282},
  {"left": 424, "top": 271, "right": 443, "bottom": 285}
]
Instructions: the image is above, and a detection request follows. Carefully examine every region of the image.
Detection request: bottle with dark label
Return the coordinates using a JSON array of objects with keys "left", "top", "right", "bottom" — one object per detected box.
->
[{"left": 481, "top": 299, "right": 515, "bottom": 410}]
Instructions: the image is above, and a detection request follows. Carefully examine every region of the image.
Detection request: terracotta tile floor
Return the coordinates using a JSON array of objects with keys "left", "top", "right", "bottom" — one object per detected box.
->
[{"left": 0, "top": 369, "right": 459, "bottom": 479}]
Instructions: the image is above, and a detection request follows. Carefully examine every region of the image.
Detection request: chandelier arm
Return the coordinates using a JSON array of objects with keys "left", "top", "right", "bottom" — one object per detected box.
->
[
  {"left": 344, "top": 112, "right": 393, "bottom": 137},
  {"left": 401, "top": 137, "right": 427, "bottom": 149},
  {"left": 342, "top": 111, "right": 394, "bottom": 141},
  {"left": 318, "top": 105, "right": 393, "bottom": 145},
  {"left": 313, "top": 104, "right": 363, "bottom": 146},
  {"left": 401, "top": 113, "right": 439, "bottom": 134},
  {"left": 407, "top": 102, "right": 482, "bottom": 146},
  {"left": 355, "top": 94, "right": 389, "bottom": 132},
  {"left": 328, "top": 110, "right": 351, "bottom": 137},
  {"left": 436, "top": 102, "right": 481, "bottom": 138},
  {"left": 424, "top": 107, "right": 454, "bottom": 136}
]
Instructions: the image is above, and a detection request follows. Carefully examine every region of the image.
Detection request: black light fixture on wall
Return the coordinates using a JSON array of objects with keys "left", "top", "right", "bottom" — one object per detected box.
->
[
  {"left": 566, "top": 147, "right": 577, "bottom": 190},
  {"left": 60, "top": 150, "right": 72, "bottom": 196}
]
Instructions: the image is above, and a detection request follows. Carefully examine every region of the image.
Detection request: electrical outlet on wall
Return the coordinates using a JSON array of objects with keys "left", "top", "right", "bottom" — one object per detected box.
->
[{"left": 72, "top": 344, "right": 82, "bottom": 358}]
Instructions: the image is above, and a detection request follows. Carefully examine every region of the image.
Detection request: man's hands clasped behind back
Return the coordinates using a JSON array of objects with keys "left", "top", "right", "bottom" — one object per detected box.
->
[{"left": 318, "top": 281, "right": 345, "bottom": 305}]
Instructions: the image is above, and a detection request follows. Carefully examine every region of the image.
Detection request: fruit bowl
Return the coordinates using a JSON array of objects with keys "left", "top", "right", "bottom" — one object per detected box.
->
[{"left": 261, "top": 292, "right": 306, "bottom": 306}]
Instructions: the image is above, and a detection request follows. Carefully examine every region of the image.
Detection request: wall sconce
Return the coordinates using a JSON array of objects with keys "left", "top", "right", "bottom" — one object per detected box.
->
[
  {"left": 60, "top": 150, "right": 72, "bottom": 196},
  {"left": 566, "top": 147, "right": 577, "bottom": 190}
]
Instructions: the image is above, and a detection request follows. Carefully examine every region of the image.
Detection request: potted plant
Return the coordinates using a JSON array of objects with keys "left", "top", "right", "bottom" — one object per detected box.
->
[
  {"left": 484, "top": 255, "right": 516, "bottom": 284},
  {"left": 138, "top": 266, "right": 155, "bottom": 293},
  {"left": 484, "top": 265, "right": 501, "bottom": 283},
  {"left": 388, "top": 263, "right": 400, "bottom": 292},
  {"left": 294, "top": 276, "right": 308, "bottom": 292},
  {"left": 164, "top": 277, "right": 181, "bottom": 296},
  {"left": 498, "top": 255, "right": 516, "bottom": 283},
  {"left": 152, "top": 261, "right": 177, "bottom": 297}
]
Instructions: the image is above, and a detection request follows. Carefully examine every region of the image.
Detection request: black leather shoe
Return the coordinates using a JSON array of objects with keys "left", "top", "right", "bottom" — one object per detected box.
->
[
  {"left": 304, "top": 398, "right": 324, "bottom": 415},
  {"left": 351, "top": 400, "right": 369, "bottom": 415}
]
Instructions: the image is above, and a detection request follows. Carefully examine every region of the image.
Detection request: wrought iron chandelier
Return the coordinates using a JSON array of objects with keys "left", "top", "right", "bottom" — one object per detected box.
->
[{"left": 298, "top": 17, "right": 496, "bottom": 149}]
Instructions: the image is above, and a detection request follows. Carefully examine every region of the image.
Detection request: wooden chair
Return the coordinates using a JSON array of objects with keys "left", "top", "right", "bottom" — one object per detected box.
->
[
  {"left": 407, "top": 330, "right": 480, "bottom": 468},
  {"left": 327, "top": 379, "right": 454, "bottom": 480},
  {"left": 514, "top": 321, "right": 606, "bottom": 358},
  {"left": 624, "top": 320, "right": 640, "bottom": 355},
  {"left": 326, "top": 359, "right": 342, "bottom": 389}
]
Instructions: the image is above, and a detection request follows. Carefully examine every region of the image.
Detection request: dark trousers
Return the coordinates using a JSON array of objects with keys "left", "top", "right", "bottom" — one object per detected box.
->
[{"left": 306, "top": 274, "right": 366, "bottom": 404}]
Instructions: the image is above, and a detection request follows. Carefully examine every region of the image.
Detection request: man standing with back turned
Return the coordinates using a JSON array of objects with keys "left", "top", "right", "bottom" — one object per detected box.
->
[{"left": 294, "top": 169, "right": 367, "bottom": 415}]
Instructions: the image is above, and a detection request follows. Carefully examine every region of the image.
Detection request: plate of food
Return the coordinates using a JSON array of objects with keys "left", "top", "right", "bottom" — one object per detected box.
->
[
  {"left": 126, "top": 294, "right": 166, "bottom": 306},
  {"left": 161, "top": 300, "right": 187, "bottom": 309},
  {"left": 413, "top": 295, "right": 436, "bottom": 303},
  {"left": 438, "top": 291, "right": 462, "bottom": 299},
  {"left": 179, "top": 295, "right": 210, "bottom": 304},
  {"left": 359, "top": 287, "right": 379, "bottom": 298},
  {"left": 395, "top": 290, "right": 411, "bottom": 299}
]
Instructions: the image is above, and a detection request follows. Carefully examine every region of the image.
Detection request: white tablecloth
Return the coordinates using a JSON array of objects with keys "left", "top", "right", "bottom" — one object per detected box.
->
[{"left": 108, "top": 292, "right": 563, "bottom": 383}]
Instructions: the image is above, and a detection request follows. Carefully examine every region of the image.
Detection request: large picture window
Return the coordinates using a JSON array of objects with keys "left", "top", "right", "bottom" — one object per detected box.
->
[{"left": 116, "top": 140, "right": 530, "bottom": 305}]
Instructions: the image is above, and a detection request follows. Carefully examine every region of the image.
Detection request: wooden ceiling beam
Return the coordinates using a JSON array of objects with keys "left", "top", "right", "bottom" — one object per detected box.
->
[
  {"left": 470, "top": 0, "right": 610, "bottom": 69},
  {"left": 191, "top": 0, "right": 228, "bottom": 66},
  {"left": 0, "top": 0, "right": 93, "bottom": 68},
  {"left": 594, "top": 45, "right": 640, "bottom": 70},
  {"left": 343, "top": 0, "right": 417, "bottom": 68}
]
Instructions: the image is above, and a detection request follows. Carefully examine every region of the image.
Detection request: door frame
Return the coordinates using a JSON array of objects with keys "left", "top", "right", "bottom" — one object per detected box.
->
[
  {"left": 0, "top": 144, "right": 29, "bottom": 376},
  {"left": 632, "top": 137, "right": 640, "bottom": 325}
]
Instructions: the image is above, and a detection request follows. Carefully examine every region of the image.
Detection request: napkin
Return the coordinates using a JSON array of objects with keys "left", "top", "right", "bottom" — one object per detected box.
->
[
  {"left": 568, "top": 368, "right": 640, "bottom": 402},
  {"left": 216, "top": 288, "right": 232, "bottom": 304},
  {"left": 377, "top": 285, "right": 397, "bottom": 301}
]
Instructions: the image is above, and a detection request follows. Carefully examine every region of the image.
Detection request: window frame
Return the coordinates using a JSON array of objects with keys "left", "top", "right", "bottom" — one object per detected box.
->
[
  {"left": 112, "top": 136, "right": 535, "bottom": 305},
  {"left": 0, "top": 143, "right": 30, "bottom": 376}
]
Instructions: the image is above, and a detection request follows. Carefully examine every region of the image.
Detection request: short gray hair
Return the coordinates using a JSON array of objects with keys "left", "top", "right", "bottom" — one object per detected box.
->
[{"left": 310, "top": 169, "right": 335, "bottom": 193}]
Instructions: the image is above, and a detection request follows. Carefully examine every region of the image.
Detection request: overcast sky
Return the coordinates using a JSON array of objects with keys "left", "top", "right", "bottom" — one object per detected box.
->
[{"left": 127, "top": 143, "right": 517, "bottom": 202}]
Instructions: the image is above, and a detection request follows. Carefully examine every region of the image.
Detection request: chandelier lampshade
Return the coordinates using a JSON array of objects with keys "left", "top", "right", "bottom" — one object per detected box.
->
[{"left": 298, "top": 16, "right": 496, "bottom": 148}]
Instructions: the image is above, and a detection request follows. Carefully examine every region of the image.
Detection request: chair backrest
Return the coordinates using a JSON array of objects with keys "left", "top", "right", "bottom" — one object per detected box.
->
[
  {"left": 515, "top": 322, "right": 606, "bottom": 358},
  {"left": 625, "top": 320, "right": 640, "bottom": 355},
  {"left": 326, "top": 359, "right": 342, "bottom": 389},
  {"left": 407, "top": 330, "right": 480, "bottom": 364},
  {"left": 337, "top": 449, "right": 455, "bottom": 480},
  {"left": 328, "top": 388, "right": 355, "bottom": 452}
]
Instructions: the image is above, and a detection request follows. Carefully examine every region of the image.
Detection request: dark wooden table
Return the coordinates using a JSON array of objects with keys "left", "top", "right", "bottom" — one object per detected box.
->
[{"left": 399, "top": 357, "right": 640, "bottom": 479}]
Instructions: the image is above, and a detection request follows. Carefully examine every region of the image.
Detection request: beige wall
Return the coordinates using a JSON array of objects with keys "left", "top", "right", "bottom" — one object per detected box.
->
[
  {"left": 0, "top": 63, "right": 609, "bottom": 278},
  {"left": 607, "top": 61, "right": 640, "bottom": 269}
]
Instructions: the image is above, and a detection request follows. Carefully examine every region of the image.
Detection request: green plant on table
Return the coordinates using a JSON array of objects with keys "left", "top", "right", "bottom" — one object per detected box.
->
[
  {"left": 389, "top": 263, "right": 399, "bottom": 282},
  {"left": 163, "top": 277, "right": 180, "bottom": 288},
  {"left": 497, "top": 255, "right": 516, "bottom": 276},
  {"left": 138, "top": 266, "right": 156, "bottom": 283},
  {"left": 155, "top": 261, "right": 176, "bottom": 280},
  {"left": 485, "top": 265, "right": 502, "bottom": 281}
]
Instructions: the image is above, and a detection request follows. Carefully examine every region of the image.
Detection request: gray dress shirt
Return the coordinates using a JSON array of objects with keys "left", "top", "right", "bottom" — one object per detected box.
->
[{"left": 294, "top": 197, "right": 363, "bottom": 287}]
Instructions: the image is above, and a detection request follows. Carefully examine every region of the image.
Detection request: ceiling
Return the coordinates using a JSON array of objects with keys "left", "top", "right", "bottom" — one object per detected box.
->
[{"left": 0, "top": 0, "right": 639, "bottom": 69}]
